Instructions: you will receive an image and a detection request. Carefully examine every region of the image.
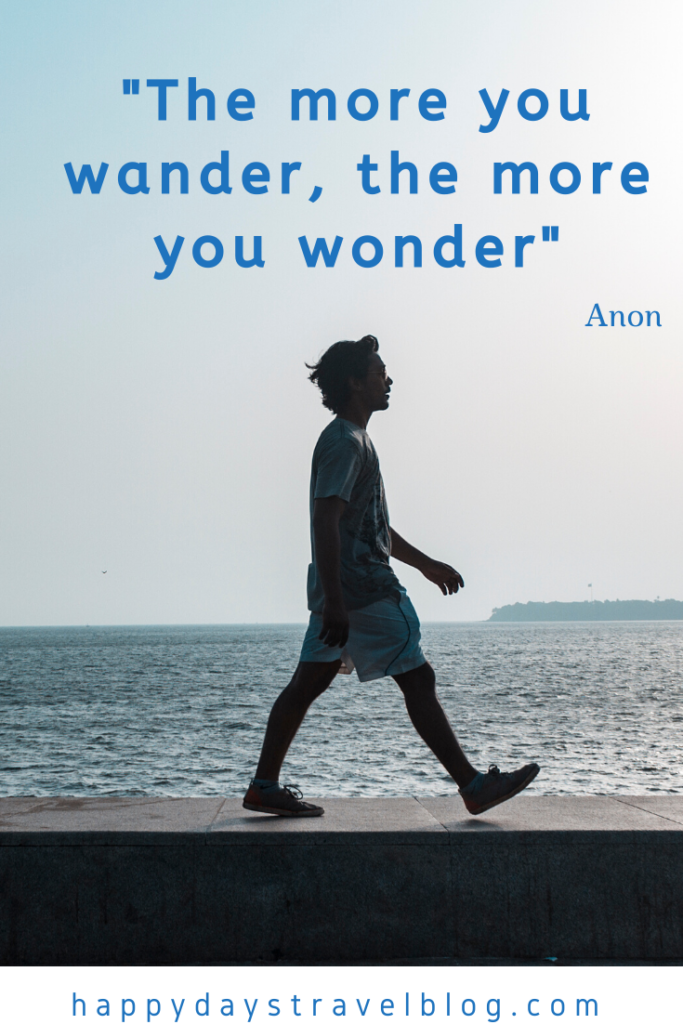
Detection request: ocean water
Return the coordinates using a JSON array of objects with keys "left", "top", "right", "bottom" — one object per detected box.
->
[{"left": 1, "top": 621, "right": 682, "bottom": 799}]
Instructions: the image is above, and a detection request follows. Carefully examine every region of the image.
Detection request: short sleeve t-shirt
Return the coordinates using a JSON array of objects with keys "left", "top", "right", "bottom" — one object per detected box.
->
[{"left": 307, "top": 417, "right": 401, "bottom": 613}]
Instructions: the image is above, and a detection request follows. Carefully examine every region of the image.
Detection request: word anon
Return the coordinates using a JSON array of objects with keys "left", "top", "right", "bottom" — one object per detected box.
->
[{"left": 585, "top": 304, "right": 662, "bottom": 327}]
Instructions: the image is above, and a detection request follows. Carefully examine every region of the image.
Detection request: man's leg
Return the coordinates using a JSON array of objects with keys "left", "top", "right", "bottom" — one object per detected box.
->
[
  {"left": 394, "top": 661, "right": 540, "bottom": 814},
  {"left": 393, "top": 662, "right": 478, "bottom": 789},
  {"left": 254, "top": 660, "right": 340, "bottom": 781}
]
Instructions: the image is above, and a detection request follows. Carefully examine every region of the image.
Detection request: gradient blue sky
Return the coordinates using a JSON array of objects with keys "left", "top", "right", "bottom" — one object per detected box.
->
[{"left": 1, "top": 0, "right": 681, "bottom": 625}]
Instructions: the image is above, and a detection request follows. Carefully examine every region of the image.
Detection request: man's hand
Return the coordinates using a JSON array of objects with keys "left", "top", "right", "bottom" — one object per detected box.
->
[
  {"left": 319, "top": 601, "right": 350, "bottom": 648},
  {"left": 420, "top": 559, "right": 465, "bottom": 595},
  {"left": 389, "top": 529, "right": 465, "bottom": 596}
]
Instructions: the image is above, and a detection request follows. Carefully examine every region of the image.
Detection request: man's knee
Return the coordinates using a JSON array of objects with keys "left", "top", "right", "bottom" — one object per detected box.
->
[
  {"left": 290, "top": 660, "right": 340, "bottom": 702},
  {"left": 393, "top": 661, "right": 436, "bottom": 696}
]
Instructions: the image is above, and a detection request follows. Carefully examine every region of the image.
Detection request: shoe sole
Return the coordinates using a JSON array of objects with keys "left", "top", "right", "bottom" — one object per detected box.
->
[
  {"left": 466, "top": 764, "right": 541, "bottom": 816},
  {"left": 242, "top": 800, "right": 324, "bottom": 818}
]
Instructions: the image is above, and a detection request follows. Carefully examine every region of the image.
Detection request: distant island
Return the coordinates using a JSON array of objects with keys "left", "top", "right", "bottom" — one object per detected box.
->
[{"left": 488, "top": 600, "right": 683, "bottom": 622}]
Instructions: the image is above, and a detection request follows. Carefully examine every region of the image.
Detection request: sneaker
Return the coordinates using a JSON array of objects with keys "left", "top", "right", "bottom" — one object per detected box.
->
[
  {"left": 459, "top": 763, "right": 540, "bottom": 816},
  {"left": 243, "top": 780, "right": 324, "bottom": 817}
]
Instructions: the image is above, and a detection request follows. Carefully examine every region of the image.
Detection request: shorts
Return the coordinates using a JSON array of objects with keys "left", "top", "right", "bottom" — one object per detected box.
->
[{"left": 299, "top": 589, "right": 426, "bottom": 682}]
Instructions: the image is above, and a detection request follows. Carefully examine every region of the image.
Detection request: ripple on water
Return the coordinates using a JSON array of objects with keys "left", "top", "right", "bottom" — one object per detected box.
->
[{"left": 0, "top": 621, "right": 682, "bottom": 798}]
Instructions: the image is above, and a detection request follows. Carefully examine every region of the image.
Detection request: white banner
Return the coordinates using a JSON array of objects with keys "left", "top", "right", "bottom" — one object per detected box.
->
[{"left": 0, "top": 966, "right": 678, "bottom": 1024}]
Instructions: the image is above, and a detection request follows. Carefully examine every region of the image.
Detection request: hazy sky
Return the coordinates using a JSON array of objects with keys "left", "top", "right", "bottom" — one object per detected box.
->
[{"left": 1, "top": 0, "right": 681, "bottom": 625}]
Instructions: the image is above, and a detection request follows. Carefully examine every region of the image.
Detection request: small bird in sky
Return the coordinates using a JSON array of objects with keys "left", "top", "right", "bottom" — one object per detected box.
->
[{"left": 101, "top": 570, "right": 107, "bottom": 574}]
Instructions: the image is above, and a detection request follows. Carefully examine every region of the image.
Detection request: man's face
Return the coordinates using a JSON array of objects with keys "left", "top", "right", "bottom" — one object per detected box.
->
[{"left": 354, "top": 353, "right": 393, "bottom": 412}]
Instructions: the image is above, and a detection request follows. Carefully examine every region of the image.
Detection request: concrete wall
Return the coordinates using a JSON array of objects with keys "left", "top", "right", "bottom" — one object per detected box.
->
[{"left": 1, "top": 795, "right": 683, "bottom": 964}]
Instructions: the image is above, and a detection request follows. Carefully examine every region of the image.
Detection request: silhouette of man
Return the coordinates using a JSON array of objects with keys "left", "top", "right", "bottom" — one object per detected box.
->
[{"left": 244, "top": 335, "right": 539, "bottom": 816}]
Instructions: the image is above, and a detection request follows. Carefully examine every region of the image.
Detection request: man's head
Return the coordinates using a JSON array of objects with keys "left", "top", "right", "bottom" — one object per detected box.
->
[{"left": 307, "top": 335, "right": 392, "bottom": 416}]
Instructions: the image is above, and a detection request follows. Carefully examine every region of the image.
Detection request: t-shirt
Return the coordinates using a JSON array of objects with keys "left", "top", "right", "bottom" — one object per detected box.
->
[{"left": 307, "top": 417, "right": 401, "bottom": 613}]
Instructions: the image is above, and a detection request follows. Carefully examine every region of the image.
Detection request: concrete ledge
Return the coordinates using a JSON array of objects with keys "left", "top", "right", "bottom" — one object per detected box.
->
[{"left": 2, "top": 795, "right": 683, "bottom": 964}]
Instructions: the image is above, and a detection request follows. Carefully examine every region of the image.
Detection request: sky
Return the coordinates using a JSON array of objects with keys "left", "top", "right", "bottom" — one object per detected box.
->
[{"left": 0, "top": 0, "right": 681, "bottom": 626}]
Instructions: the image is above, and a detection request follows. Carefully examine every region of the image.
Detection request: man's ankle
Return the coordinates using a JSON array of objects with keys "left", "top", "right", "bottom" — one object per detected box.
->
[
  {"left": 458, "top": 768, "right": 480, "bottom": 791},
  {"left": 251, "top": 777, "right": 280, "bottom": 789}
]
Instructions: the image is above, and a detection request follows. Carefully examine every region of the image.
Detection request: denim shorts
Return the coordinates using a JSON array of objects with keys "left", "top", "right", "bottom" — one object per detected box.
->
[{"left": 299, "top": 589, "right": 426, "bottom": 682}]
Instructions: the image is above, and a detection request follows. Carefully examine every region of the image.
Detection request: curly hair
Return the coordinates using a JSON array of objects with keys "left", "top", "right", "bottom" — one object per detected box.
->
[{"left": 306, "top": 335, "right": 379, "bottom": 414}]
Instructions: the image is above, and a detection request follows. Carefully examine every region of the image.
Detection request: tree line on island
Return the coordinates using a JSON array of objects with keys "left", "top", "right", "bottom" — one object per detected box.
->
[{"left": 488, "top": 600, "right": 683, "bottom": 622}]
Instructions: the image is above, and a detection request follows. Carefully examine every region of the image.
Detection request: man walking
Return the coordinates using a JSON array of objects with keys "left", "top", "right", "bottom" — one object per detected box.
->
[{"left": 243, "top": 335, "right": 539, "bottom": 816}]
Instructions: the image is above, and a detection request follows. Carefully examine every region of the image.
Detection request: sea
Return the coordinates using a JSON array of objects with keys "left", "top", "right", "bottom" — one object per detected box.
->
[{"left": 1, "top": 621, "right": 682, "bottom": 799}]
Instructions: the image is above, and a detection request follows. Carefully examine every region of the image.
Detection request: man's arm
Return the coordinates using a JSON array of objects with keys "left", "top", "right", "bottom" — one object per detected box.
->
[
  {"left": 390, "top": 527, "right": 465, "bottom": 595},
  {"left": 312, "top": 496, "right": 350, "bottom": 647}
]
